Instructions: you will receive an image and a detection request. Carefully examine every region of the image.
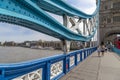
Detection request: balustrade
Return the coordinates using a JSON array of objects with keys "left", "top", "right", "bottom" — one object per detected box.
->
[{"left": 0, "top": 47, "right": 97, "bottom": 80}]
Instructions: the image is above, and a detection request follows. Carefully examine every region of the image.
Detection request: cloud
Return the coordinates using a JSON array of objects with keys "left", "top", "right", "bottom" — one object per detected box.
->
[
  {"left": 0, "top": 23, "right": 59, "bottom": 42},
  {"left": 0, "top": 23, "right": 33, "bottom": 36},
  {"left": 65, "top": 0, "right": 96, "bottom": 14}
]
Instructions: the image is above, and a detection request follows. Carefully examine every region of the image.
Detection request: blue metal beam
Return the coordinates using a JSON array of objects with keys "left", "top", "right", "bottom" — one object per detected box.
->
[
  {"left": 0, "top": 0, "right": 100, "bottom": 41},
  {"left": 37, "top": 0, "right": 100, "bottom": 18}
]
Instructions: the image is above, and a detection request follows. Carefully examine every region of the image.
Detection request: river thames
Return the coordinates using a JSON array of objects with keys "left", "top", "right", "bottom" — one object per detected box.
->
[{"left": 0, "top": 46, "right": 63, "bottom": 63}]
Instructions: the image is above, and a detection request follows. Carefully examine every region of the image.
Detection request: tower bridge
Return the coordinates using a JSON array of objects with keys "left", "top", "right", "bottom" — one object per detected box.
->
[
  {"left": 0, "top": 0, "right": 120, "bottom": 80},
  {"left": 99, "top": 0, "right": 120, "bottom": 43}
]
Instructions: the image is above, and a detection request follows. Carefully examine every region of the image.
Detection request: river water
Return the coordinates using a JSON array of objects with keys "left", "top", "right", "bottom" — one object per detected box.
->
[{"left": 0, "top": 46, "right": 63, "bottom": 63}]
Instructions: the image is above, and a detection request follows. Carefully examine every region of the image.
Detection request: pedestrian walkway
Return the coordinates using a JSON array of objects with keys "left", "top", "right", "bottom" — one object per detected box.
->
[{"left": 60, "top": 51, "right": 120, "bottom": 80}]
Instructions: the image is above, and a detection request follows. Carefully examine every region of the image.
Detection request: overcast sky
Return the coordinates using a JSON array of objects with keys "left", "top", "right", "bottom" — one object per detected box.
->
[{"left": 0, "top": 0, "right": 96, "bottom": 42}]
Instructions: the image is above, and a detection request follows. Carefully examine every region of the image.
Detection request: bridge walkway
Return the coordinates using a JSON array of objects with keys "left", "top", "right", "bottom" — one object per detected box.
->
[{"left": 60, "top": 51, "right": 120, "bottom": 80}]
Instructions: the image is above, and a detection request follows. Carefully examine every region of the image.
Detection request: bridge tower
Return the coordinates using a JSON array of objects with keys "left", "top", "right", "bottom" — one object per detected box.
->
[{"left": 99, "top": 0, "right": 120, "bottom": 44}]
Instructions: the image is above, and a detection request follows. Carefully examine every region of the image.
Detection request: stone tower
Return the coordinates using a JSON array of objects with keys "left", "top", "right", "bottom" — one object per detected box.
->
[{"left": 99, "top": 0, "right": 120, "bottom": 44}]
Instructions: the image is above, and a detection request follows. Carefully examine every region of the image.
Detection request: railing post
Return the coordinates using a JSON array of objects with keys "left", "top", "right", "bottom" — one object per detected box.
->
[
  {"left": 80, "top": 51, "right": 82, "bottom": 61},
  {"left": 90, "top": 48, "right": 92, "bottom": 54},
  {"left": 87, "top": 49, "right": 90, "bottom": 56},
  {"left": 88, "top": 49, "right": 89, "bottom": 56},
  {"left": 0, "top": 69, "right": 4, "bottom": 80},
  {"left": 62, "top": 14, "right": 70, "bottom": 54},
  {"left": 88, "top": 49, "right": 90, "bottom": 56},
  {"left": 75, "top": 53, "right": 77, "bottom": 65},
  {"left": 84, "top": 50, "right": 86, "bottom": 59},
  {"left": 46, "top": 61, "right": 50, "bottom": 80},
  {"left": 63, "top": 56, "right": 69, "bottom": 74},
  {"left": 86, "top": 50, "right": 87, "bottom": 57},
  {"left": 88, "top": 49, "right": 90, "bottom": 55}
]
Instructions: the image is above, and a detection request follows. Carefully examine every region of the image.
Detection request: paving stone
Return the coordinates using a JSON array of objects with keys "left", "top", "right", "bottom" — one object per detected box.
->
[{"left": 60, "top": 52, "right": 120, "bottom": 80}]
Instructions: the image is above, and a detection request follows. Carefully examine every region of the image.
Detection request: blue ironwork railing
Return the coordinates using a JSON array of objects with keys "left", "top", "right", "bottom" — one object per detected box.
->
[
  {"left": 112, "top": 47, "right": 120, "bottom": 55},
  {"left": 0, "top": 47, "right": 97, "bottom": 80}
]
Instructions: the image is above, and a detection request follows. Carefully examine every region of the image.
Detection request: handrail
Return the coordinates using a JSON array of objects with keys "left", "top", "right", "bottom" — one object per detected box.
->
[
  {"left": 0, "top": 47, "right": 97, "bottom": 80},
  {"left": 112, "top": 47, "right": 120, "bottom": 55}
]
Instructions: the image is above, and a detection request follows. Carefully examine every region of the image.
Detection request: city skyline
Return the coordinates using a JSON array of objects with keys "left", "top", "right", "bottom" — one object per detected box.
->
[{"left": 0, "top": 0, "right": 96, "bottom": 42}]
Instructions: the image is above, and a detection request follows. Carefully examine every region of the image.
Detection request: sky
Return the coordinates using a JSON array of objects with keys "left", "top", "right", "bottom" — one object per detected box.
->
[{"left": 0, "top": 0, "right": 96, "bottom": 42}]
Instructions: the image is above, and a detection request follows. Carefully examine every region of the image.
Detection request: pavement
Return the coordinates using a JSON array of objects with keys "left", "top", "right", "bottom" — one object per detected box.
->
[{"left": 60, "top": 51, "right": 120, "bottom": 80}]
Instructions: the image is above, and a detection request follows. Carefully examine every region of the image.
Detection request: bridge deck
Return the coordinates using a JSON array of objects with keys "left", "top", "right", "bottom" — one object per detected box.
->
[{"left": 60, "top": 51, "right": 120, "bottom": 80}]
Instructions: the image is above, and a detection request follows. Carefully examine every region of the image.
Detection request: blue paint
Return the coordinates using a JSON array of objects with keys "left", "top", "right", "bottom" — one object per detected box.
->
[
  {"left": 112, "top": 47, "right": 120, "bottom": 55},
  {"left": 38, "top": 0, "right": 100, "bottom": 18},
  {"left": 0, "top": 0, "right": 100, "bottom": 41},
  {"left": 0, "top": 47, "right": 97, "bottom": 80}
]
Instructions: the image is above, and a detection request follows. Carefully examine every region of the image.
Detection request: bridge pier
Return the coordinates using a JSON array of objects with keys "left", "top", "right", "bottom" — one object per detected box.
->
[
  {"left": 61, "top": 40, "right": 70, "bottom": 54},
  {"left": 62, "top": 15, "right": 71, "bottom": 54}
]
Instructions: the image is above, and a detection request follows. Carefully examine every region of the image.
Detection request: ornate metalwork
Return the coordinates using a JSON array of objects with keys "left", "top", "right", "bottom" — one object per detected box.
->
[
  {"left": 67, "top": 16, "right": 97, "bottom": 37},
  {"left": 70, "top": 56, "right": 75, "bottom": 67},
  {"left": 13, "top": 69, "right": 42, "bottom": 80},
  {"left": 50, "top": 61, "right": 63, "bottom": 79}
]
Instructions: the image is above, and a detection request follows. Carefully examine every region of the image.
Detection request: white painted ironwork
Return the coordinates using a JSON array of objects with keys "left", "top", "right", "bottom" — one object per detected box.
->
[
  {"left": 65, "top": 16, "right": 97, "bottom": 37},
  {"left": 62, "top": 14, "right": 98, "bottom": 53},
  {"left": 77, "top": 54, "right": 80, "bottom": 62},
  {"left": 62, "top": 15, "right": 71, "bottom": 54},
  {"left": 13, "top": 69, "right": 42, "bottom": 80},
  {"left": 61, "top": 39, "right": 71, "bottom": 54},
  {"left": 70, "top": 56, "right": 75, "bottom": 67},
  {"left": 50, "top": 61, "right": 63, "bottom": 79}
]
